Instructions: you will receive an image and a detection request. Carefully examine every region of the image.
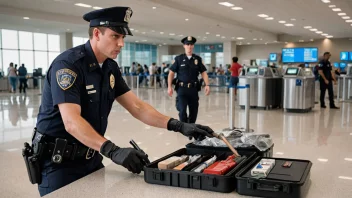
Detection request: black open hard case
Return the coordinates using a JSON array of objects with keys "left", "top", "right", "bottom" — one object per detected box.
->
[
  {"left": 144, "top": 148, "right": 257, "bottom": 193},
  {"left": 236, "top": 156, "right": 312, "bottom": 198}
]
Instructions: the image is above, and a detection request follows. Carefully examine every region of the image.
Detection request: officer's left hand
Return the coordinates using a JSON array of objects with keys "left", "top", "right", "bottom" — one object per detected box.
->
[
  {"left": 167, "top": 118, "right": 214, "bottom": 140},
  {"left": 333, "top": 80, "right": 337, "bottom": 85},
  {"left": 204, "top": 85, "right": 210, "bottom": 96}
]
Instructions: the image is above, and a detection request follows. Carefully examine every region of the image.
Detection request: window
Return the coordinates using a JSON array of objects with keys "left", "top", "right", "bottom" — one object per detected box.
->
[
  {"left": 2, "top": 29, "right": 18, "bottom": 49},
  {"left": 19, "top": 31, "right": 33, "bottom": 50},
  {"left": 200, "top": 53, "right": 211, "bottom": 65},
  {"left": 48, "top": 52, "right": 60, "bottom": 66},
  {"left": 48, "top": 34, "right": 60, "bottom": 52},
  {"left": 34, "top": 51, "right": 48, "bottom": 73},
  {"left": 3, "top": 50, "right": 19, "bottom": 76},
  {"left": 34, "top": 33, "right": 48, "bottom": 51},
  {"left": 216, "top": 52, "right": 224, "bottom": 67},
  {"left": 72, "top": 37, "right": 88, "bottom": 47},
  {"left": 20, "top": 50, "right": 34, "bottom": 73}
]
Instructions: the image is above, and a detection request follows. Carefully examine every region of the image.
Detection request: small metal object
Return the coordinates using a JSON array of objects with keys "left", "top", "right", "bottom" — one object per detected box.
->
[{"left": 212, "top": 133, "right": 240, "bottom": 157}]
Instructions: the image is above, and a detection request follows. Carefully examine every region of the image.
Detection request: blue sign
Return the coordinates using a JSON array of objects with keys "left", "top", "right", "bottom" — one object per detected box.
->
[
  {"left": 269, "top": 53, "right": 277, "bottom": 61},
  {"left": 296, "top": 79, "right": 302, "bottom": 86},
  {"left": 340, "top": 52, "right": 349, "bottom": 61},
  {"left": 350, "top": 52, "right": 352, "bottom": 61},
  {"left": 333, "top": 62, "right": 340, "bottom": 68},
  {"left": 282, "top": 48, "right": 318, "bottom": 63}
]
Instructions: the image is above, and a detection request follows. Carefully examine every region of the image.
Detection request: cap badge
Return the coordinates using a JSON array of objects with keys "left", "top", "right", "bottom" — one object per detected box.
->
[
  {"left": 187, "top": 36, "right": 192, "bottom": 41},
  {"left": 194, "top": 59, "right": 198, "bottom": 65},
  {"left": 124, "top": 8, "right": 132, "bottom": 23},
  {"left": 110, "top": 74, "right": 115, "bottom": 89}
]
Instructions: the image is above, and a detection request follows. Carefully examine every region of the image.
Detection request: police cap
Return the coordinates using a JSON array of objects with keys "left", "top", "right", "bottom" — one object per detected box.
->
[
  {"left": 181, "top": 36, "right": 197, "bottom": 45},
  {"left": 83, "top": 7, "right": 133, "bottom": 36}
]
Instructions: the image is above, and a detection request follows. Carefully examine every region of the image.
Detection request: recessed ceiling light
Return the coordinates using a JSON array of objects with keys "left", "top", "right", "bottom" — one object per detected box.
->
[
  {"left": 216, "top": 34, "right": 220, "bottom": 37},
  {"left": 203, "top": 37, "right": 207, "bottom": 39},
  {"left": 135, "top": 41, "right": 139, "bottom": 43},
  {"left": 160, "top": 32, "right": 164, "bottom": 34},
  {"left": 346, "top": 19, "right": 352, "bottom": 22},
  {"left": 322, "top": 33, "right": 328, "bottom": 36},
  {"left": 317, "top": 158, "right": 328, "bottom": 162},
  {"left": 310, "top": 39, "right": 314, "bottom": 41},
  {"left": 185, "top": 18, "right": 189, "bottom": 21},
  {"left": 326, "top": 35, "right": 334, "bottom": 38},
  {"left": 67, "top": 29, "right": 70, "bottom": 31},
  {"left": 247, "top": 43, "right": 251, "bottom": 45},
  {"left": 163, "top": 43, "right": 167, "bottom": 45},
  {"left": 260, "top": 38, "right": 263, "bottom": 40},
  {"left": 321, "top": 0, "right": 330, "bottom": 3},
  {"left": 329, "top": 5, "right": 336, "bottom": 8},
  {"left": 231, "top": 7, "right": 243, "bottom": 10},
  {"left": 344, "top": 158, "right": 352, "bottom": 161},
  {"left": 169, "top": 33, "right": 175, "bottom": 36},
  {"left": 258, "top": 14, "right": 269, "bottom": 18},
  {"left": 338, "top": 13, "right": 347, "bottom": 16},
  {"left": 310, "top": 28, "right": 318, "bottom": 31},
  {"left": 23, "top": 17, "right": 30, "bottom": 20},
  {"left": 93, "top": 6, "right": 102, "bottom": 10},
  {"left": 142, "top": 40, "right": 147, "bottom": 42},
  {"left": 231, "top": 37, "right": 235, "bottom": 39},
  {"left": 152, "top": 7, "right": 156, "bottom": 9},
  {"left": 265, "top": 43, "right": 268, "bottom": 45},
  {"left": 274, "top": 41, "right": 278, "bottom": 42},
  {"left": 279, "top": 21, "right": 286, "bottom": 23},
  {"left": 285, "top": 24, "right": 294, "bottom": 26},
  {"left": 285, "top": 42, "right": 288, "bottom": 44},
  {"left": 130, "top": 28, "right": 134, "bottom": 31},
  {"left": 265, "top": 17, "right": 274, "bottom": 20},
  {"left": 304, "top": 26, "right": 312, "bottom": 29},
  {"left": 332, "top": 8, "right": 342, "bottom": 12},
  {"left": 221, "top": 36, "right": 226, "bottom": 38},
  {"left": 338, "top": 176, "right": 352, "bottom": 180},
  {"left": 342, "top": 16, "right": 350, "bottom": 19},
  {"left": 253, "top": 38, "right": 257, "bottom": 40},
  {"left": 291, "top": 18, "right": 296, "bottom": 21},
  {"left": 237, "top": 37, "right": 245, "bottom": 40},
  {"left": 178, "top": 34, "right": 183, "bottom": 37},
  {"left": 197, "top": 36, "right": 201, "bottom": 38},
  {"left": 218, "top": 2, "right": 234, "bottom": 7},
  {"left": 134, "top": 30, "right": 139, "bottom": 32},
  {"left": 206, "top": 32, "right": 210, "bottom": 34},
  {"left": 142, "top": 32, "right": 146, "bottom": 34},
  {"left": 151, "top": 30, "right": 155, "bottom": 32},
  {"left": 75, "top": 3, "right": 92, "bottom": 8},
  {"left": 316, "top": 31, "right": 323, "bottom": 34},
  {"left": 299, "top": 40, "right": 304, "bottom": 42}
]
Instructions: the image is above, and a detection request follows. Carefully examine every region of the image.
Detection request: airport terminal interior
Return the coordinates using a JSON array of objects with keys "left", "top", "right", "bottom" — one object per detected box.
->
[{"left": 1, "top": 0, "right": 352, "bottom": 197}]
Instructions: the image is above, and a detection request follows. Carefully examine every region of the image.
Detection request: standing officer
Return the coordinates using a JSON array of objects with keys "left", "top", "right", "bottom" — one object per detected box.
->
[
  {"left": 167, "top": 36, "right": 210, "bottom": 123},
  {"left": 18, "top": 63, "right": 28, "bottom": 93},
  {"left": 25, "top": 7, "right": 214, "bottom": 196},
  {"left": 318, "top": 52, "right": 339, "bottom": 109}
]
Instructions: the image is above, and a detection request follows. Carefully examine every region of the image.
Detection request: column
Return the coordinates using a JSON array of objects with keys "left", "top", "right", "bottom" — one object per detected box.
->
[
  {"left": 157, "top": 45, "right": 170, "bottom": 65},
  {"left": 223, "top": 41, "right": 237, "bottom": 66},
  {"left": 59, "top": 32, "right": 73, "bottom": 53}
]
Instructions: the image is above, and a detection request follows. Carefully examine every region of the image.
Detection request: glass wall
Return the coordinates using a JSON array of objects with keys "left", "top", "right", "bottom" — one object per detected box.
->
[{"left": 0, "top": 29, "right": 60, "bottom": 76}]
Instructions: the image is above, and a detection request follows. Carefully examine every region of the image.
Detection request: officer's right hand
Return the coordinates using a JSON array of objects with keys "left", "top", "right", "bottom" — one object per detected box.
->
[
  {"left": 100, "top": 140, "right": 148, "bottom": 174},
  {"left": 325, "top": 79, "right": 329, "bottom": 85},
  {"left": 168, "top": 87, "right": 173, "bottom": 97}
]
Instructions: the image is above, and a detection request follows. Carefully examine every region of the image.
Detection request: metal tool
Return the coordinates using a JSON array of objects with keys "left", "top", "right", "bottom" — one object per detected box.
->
[{"left": 212, "top": 133, "right": 240, "bottom": 157}]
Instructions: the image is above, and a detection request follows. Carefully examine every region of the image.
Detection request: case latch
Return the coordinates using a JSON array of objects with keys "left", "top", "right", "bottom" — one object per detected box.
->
[
  {"left": 207, "top": 176, "right": 217, "bottom": 187},
  {"left": 153, "top": 171, "right": 164, "bottom": 181}
]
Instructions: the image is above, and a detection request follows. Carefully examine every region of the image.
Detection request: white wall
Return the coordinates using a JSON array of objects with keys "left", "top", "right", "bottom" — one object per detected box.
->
[{"left": 236, "top": 38, "right": 352, "bottom": 63}]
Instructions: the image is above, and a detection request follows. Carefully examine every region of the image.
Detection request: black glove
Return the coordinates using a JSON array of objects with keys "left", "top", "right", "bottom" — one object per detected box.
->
[
  {"left": 167, "top": 118, "right": 214, "bottom": 140},
  {"left": 100, "top": 140, "right": 148, "bottom": 174}
]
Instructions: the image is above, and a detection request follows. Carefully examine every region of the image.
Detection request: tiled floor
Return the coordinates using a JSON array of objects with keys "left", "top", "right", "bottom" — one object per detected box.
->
[{"left": 1, "top": 88, "right": 352, "bottom": 197}]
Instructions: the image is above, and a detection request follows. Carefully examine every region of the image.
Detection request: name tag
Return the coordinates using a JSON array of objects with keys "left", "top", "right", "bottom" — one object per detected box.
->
[
  {"left": 86, "top": 85, "right": 94, "bottom": 89},
  {"left": 88, "top": 90, "right": 96, "bottom": 94},
  {"left": 181, "top": 64, "right": 185, "bottom": 67}
]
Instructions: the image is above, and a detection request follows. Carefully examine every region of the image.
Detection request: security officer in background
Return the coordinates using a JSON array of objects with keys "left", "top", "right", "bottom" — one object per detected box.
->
[
  {"left": 318, "top": 52, "right": 339, "bottom": 109},
  {"left": 26, "top": 7, "right": 214, "bottom": 196},
  {"left": 168, "top": 36, "right": 210, "bottom": 123}
]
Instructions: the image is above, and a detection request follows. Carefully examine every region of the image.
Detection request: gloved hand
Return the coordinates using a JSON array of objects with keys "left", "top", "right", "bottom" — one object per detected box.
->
[
  {"left": 100, "top": 140, "right": 148, "bottom": 174},
  {"left": 167, "top": 118, "right": 214, "bottom": 140}
]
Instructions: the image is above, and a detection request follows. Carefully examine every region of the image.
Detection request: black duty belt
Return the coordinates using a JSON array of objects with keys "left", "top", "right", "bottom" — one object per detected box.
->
[
  {"left": 178, "top": 81, "right": 198, "bottom": 88},
  {"left": 32, "top": 129, "right": 96, "bottom": 164}
]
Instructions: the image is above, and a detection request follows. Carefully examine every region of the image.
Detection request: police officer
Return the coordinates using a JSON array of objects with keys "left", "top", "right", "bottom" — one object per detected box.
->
[
  {"left": 168, "top": 36, "right": 210, "bottom": 123},
  {"left": 318, "top": 52, "right": 339, "bottom": 109},
  {"left": 29, "top": 7, "right": 214, "bottom": 196}
]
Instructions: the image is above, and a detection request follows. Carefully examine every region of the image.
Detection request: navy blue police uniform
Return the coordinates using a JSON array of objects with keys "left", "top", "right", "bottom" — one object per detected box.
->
[
  {"left": 33, "top": 7, "right": 133, "bottom": 196},
  {"left": 318, "top": 59, "right": 336, "bottom": 107},
  {"left": 170, "top": 36, "right": 207, "bottom": 123}
]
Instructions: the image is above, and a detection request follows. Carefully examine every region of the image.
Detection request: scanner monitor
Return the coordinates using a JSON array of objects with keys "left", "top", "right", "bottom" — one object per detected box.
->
[
  {"left": 333, "top": 62, "right": 340, "bottom": 68},
  {"left": 286, "top": 68, "right": 299, "bottom": 75},
  {"left": 269, "top": 53, "right": 277, "bottom": 62},
  {"left": 247, "top": 67, "right": 258, "bottom": 75},
  {"left": 340, "top": 52, "right": 349, "bottom": 61}
]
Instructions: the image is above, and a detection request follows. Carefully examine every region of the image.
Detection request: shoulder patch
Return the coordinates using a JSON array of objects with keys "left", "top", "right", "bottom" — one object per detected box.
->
[{"left": 56, "top": 69, "right": 77, "bottom": 90}]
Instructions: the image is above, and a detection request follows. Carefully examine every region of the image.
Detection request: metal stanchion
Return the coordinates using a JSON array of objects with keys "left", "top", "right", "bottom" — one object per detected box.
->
[
  {"left": 137, "top": 75, "right": 139, "bottom": 90},
  {"left": 229, "top": 86, "right": 235, "bottom": 130},
  {"left": 131, "top": 75, "right": 134, "bottom": 89},
  {"left": 245, "top": 84, "right": 250, "bottom": 132},
  {"left": 337, "top": 79, "right": 340, "bottom": 103},
  {"left": 154, "top": 75, "right": 157, "bottom": 89},
  {"left": 38, "top": 77, "right": 42, "bottom": 95}
]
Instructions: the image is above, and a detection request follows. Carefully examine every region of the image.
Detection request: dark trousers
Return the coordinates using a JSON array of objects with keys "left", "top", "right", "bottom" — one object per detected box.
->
[
  {"left": 19, "top": 78, "right": 27, "bottom": 93},
  {"left": 164, "top": 77, "right": 168, "bottom": 87},
  {"left": 176, "top": 87, "right": 199, "bottom": 123},
  {"left": 320, "top": 80, "right": 335, "bottom": 107},
  {"left": 38, "top": 155, "right": 104, "bottom": 197}
]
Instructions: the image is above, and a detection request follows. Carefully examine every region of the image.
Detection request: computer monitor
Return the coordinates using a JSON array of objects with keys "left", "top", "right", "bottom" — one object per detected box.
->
[
  {"left": 333, "top": 62, "right": 340, "bottom": 68},
  {"left": 269, "top": 53, "right": 277, "bottom": 62},
  {"left": 340, "top": 52, "right": 349, "bottom": 61},
  {"left": 285, "top": 67, "right": 299, "bottom": 75},
  {"left": 247, "top": 67, "right": 258, "bottom": 75}
]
